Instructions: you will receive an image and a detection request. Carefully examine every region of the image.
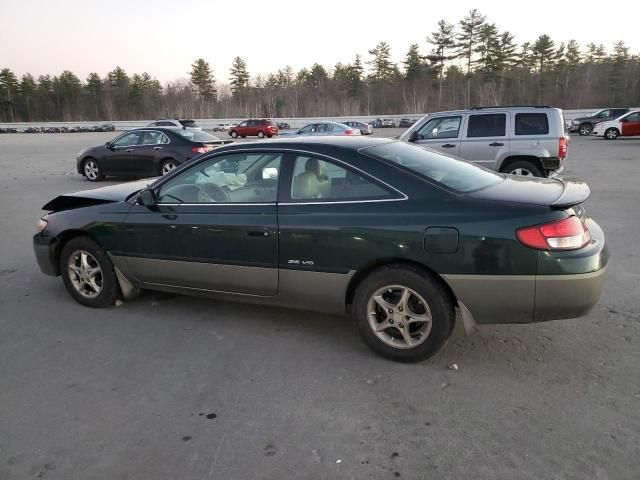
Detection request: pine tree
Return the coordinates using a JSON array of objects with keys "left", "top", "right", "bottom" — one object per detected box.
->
[
  {"left": 18, "top": 73, "right": 37, "bottom": 120},
  {"left": 427, "top": 20, "right": 456, "bottom": 106},
  {"left": 456, "top": 9, "right": 486, "bottom": 75},
  {"left": 367, "top": 42, "right": 398, "bottom": 83},
  {"left": 229, "top": 56, "right": 249, "bottom": 96},
  {"left": 0, "top": 68, "right": 19, "bottom": 122},
  {"left": 189, "top": 58, "right": 217, "bottom": 101},
  {"left": 475, "top": 23, "right": 500, "bottom": 76},
  {"left": 403, "top": 44, "right": 427, "bottom": 81},
  {"left": 531, "top": 34, "right": 556, "bottom": 72}
]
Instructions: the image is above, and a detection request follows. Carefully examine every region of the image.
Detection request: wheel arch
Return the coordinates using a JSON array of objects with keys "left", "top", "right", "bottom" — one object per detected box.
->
[
  {"left": 498, "top": 155, "right": 544, "bottom": 174},
  {"left": 345, "top": 258, "right": 458, "bottom": 313},
  {"left": 52, "top": 229, "right": 100, "bottom": 275}
]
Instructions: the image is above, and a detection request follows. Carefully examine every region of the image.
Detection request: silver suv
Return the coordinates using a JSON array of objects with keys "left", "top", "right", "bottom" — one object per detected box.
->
[{"left": 399, "top": 106, "right": 568, "bottom": 177}]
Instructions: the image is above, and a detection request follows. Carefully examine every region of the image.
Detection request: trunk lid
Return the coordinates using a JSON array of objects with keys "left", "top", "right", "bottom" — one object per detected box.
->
[{"left": 467, "top": 175, "right": 590, "bottom": 208}]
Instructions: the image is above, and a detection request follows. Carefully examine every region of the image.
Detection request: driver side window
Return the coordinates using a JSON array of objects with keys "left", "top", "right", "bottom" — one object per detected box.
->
[
  {"left": 113, "top": 131, "right": 141, "bottom": 147},
  {"left": 157, "top": 153, "right": 282, "bottom": 204},
  {"left": 416, "top": 116, "right": 461, "bottom": 140}
]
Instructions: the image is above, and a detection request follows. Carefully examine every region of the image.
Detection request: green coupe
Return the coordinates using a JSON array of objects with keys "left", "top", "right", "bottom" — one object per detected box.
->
[{"left": 34, "top": 137, "right": 608, "bottom": 362}]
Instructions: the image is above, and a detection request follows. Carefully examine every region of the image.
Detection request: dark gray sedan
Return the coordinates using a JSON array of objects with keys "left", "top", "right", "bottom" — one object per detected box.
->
[{"left": 76, "top": 128, "right": 231, "bottom": 181}]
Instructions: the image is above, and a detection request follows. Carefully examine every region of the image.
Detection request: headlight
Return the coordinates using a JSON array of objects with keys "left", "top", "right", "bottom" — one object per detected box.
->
[
  {"left": 572, "top": 120, "right": 580, "bottom": 125},
  {"left": 36, "top": 218, "right": 48, "bottom": 232}
]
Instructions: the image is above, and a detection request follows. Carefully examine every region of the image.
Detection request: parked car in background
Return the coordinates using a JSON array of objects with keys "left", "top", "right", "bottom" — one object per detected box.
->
[
  {"left": 77, "top": 126, "right": 92, "bottom": 133},
  {"left": 591, "top": 110, "right": 640, "bottom": 139},
  {"left": 381, "top": 118, "right": 396, "bottom": 128},
  {"left": 399, "top": 118, "right": 417, "bottom": 128},
  {"left": 148, "top": 119, "right": 202, "bottom": 130},
  {"left": 35, "top": 136, "right": 608, "bottom": 362},
  {"left": 0, "top": 127, "right": 18, "bottom": 133},
  {"left": 281, "top": 121, "right": 362, "bottom": 137},
  {"left": 342, "top": 121, "right": 373, "bottom": 135},
  {"left": 277, "top": 122, "right": 291, "bottom": 130},
  {"left": 76, "top": 127, "right": 231, "bottom": 181},
  {"left": 400, "top": 106, "right": 568, "bottom": 177},
  {"left": 23, "top": 127, "right": 41, "bottom": 133},
  {"left": 569, "top": 108, "right": 630, "bottom": 135},
  {"left": 229, "top": 119, "right": 279, "bottom": 138},
  {"left": 102, "top": 123, "right": 115, "bottom": 132},
  {"left": 213, "top": 123, "right": 234, "bottom": 132}
]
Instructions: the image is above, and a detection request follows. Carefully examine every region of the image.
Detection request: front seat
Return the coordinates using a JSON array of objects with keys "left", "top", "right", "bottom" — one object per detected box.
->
[{"left": 292, "top": 158, "right": 321, "bottom": 199}]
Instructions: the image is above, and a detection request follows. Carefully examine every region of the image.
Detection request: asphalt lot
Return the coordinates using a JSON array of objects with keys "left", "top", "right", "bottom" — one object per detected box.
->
[{"left": 0, "top": 130, "right": 639, "bottom": 479}]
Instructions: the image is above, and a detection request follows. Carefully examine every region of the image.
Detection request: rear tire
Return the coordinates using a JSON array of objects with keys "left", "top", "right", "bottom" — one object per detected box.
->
[
  {"left": 160, "top": 159, "right": 177, "bottom": 176},
  {"left": 604, "top": 128, "right": 619, "bottom": 140},
  {"left": 352, "top": 265, "right": 454, "bottom": 362},
  {"left": 578, "top": 123, "right": 593, "bottom": 136},
  {"left": 501, "top": 160, "right": 543, "bottom": 177},
  {"left": 60, "top": 236, "right": 119, "bottom": 308},
  {"left": 82, "top": 158, "right": 104, "bottom": 182}
]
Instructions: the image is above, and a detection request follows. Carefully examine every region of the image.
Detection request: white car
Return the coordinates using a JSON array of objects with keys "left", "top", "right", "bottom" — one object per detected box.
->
[
  {"left": 147, "top": 119, "right": 202, "bottom": 130},
  {"left": 213, "top": 123, "right": 234, "bottom": 132},
  {"left": 592, "top": 111, "right": 640, "bottom": 139}
]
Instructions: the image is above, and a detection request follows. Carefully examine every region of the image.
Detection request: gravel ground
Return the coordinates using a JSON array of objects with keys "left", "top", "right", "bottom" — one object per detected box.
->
[{"left": 0, "top": 131, "right": 638, "bottom": 480}]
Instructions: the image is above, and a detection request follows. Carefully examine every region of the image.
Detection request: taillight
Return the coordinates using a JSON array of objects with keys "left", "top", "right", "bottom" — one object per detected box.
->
[
  {"left": 192, "top": 145, "right": 214, "bottom": 154},
  {"left": 559, "top": 137, "right": 567, "bottom": 159},
  {"left": 344, "top": 129, "right": 354, "bottom": 135},
  {"left": 516, "top": 216, "right": 590, "bottom": 250}
]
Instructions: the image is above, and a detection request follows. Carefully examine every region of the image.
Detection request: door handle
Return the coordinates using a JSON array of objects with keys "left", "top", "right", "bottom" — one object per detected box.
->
[
  {"left": 154, "top": 146, "right": 162, "bottom": 150},
  {"left": 441, "top": 144, "right": 456, "bottom": 148},
  {"left": 489, "top": 142, "right": 504, "bottom": 147},
  {"left": 125, "top": 148, "right": 134, "bottom": 152},
  {"left": 247, "top": 229, "right": 270, "bottom": 237}
]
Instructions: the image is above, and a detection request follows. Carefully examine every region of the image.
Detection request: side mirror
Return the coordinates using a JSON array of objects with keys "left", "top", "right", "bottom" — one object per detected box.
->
[
  {"left": 408, "top": 131, "right": 419, "bottom": 142},
  {"left": 105, "top": 141, "right": 113, "bottom": 150},
  {"left": 137, "top": 188, "right": 156, "bottom": 207},
  {"left": 262, "top": 167, "right": 278, "bottom": 180}
]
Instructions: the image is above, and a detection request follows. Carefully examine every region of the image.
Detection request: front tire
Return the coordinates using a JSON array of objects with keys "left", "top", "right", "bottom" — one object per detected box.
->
[
  {"left": 82, "top": 158, "right": 104, "bottom": 182},
  {"left": 352, "top": 265, "right": 454, "bottom": 362},
  {"left": 605, "top": 128, "right": 619, "bottom": 140},
  {"left": 230, "top": 131, "right": 238, "bottom": 138},
  {"left": 257, "top": 131, "right": 265, "bottom": 138},
  {"left": 502, "top": 160, "right": 543, "bottom": 177},
  {"left": 578, "top": 123, "right": 593, "bottom": 136},
  {"left": 60, "top": 236, "right": 119, "bottom": 308}
]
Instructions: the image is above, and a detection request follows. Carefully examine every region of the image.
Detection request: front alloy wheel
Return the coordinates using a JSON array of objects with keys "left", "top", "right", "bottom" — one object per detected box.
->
[
  {"left": 578, "top": 123, "right": 593, "bottom": 136},
  {"left": 67, "top": 250, "right": 103, "bottom": 299},
  {"left": 605, "top": 128, "right": 619, "bottom": 140}
]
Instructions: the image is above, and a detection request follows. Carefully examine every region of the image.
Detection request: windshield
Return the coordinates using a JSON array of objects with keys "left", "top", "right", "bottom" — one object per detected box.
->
[
  {"left": 177, "top": 130, "right": 221, "bottom": 142},
  {"left": 362, "top": 141, "right": 503, "bottom": 193}
]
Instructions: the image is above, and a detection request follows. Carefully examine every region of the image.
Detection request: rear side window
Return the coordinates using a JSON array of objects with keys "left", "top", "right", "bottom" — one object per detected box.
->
[
  {"left": 612, "top": 109, "right": 628, "bottom": 118},
  {"left": 515, "top": 113, "right": 549, "bottom": 135},
  {"left": 363, "top": 141, "right": 503, "bottom": 193},
  {"left": 180, "top": 120, "right": 199, "bottom": 128},
  {"left": 467, "top": 114, "right": 506, "bottom": 137}
]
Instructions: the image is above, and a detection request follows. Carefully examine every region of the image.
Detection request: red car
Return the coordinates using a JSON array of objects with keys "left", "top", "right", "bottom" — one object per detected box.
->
[{"left": 229, "top": 119, "right": 279, "bottom": 139}]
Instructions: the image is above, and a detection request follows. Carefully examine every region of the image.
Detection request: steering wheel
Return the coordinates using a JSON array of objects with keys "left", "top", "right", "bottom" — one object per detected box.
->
[{"left": 198, "top": 183, "right": 230, "bottom": 203}]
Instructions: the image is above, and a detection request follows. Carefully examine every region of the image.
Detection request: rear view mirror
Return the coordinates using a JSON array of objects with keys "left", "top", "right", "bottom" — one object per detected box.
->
[
  {"left": 137, "top": 189, "right": 156, "bottom": 207},
  {"left": 262, "top": 167, "right": 278, "bottom": 180}
]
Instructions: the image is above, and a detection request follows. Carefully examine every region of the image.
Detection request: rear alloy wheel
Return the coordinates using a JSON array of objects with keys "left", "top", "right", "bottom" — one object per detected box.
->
[
  {"left": 83, "top": 158, "right": 104, "bottom": 181},
  {"left": 578, "top": 123, "right": 593, "bottom": 136},
  {"left": 257, "top": 131, "right": 265, "bottom": 138},
  {"left": 160, "top": 159, "right": 177, "bottom": 176},
  {"left": 60, "top": 236, "right": 119, "bottom": 308},
  {"left": 502, "top": 160, "right": 543, "bottom": 177},
  {"left": 230, "top": 131, "right": 238, "bottom": 138},
  {"left": 605, "top": 128, "right": 619, "bottom": 140},
  {"left": 353, "top": 265, "right": 454, "bottom": 362}
]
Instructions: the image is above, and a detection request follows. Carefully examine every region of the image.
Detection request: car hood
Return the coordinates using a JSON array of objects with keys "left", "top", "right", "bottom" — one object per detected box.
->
[
  {"left": 467, "top": 175, "right": 590, "bottom": 208},
  {"left": 43, "top": 178, "right": 157, "bottom": 211}
]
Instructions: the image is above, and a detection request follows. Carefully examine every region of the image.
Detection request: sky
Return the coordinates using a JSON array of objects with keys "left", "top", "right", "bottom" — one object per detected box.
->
[{"left": 1, "top": 0, "right": 639, "bottom": 85}]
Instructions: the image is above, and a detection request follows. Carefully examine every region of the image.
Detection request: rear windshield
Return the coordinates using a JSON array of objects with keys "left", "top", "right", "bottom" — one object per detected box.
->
[
  {"left": 362, "top": 141, "right": 503, "bottom": 193},
  {"left": 176, "top": 130, "right": 221, "bottom": 142},
  {"left": 179, "top": 120, "right": 200, "bottom": 128},
  {"left": 267, "top": 120, "right": 277, "bottom": 127}
]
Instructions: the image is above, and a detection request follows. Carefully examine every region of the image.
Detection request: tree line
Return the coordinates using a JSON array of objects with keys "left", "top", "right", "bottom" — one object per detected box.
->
[{"left": 1, "top": 10, "right": 639, "bottom": 122}]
